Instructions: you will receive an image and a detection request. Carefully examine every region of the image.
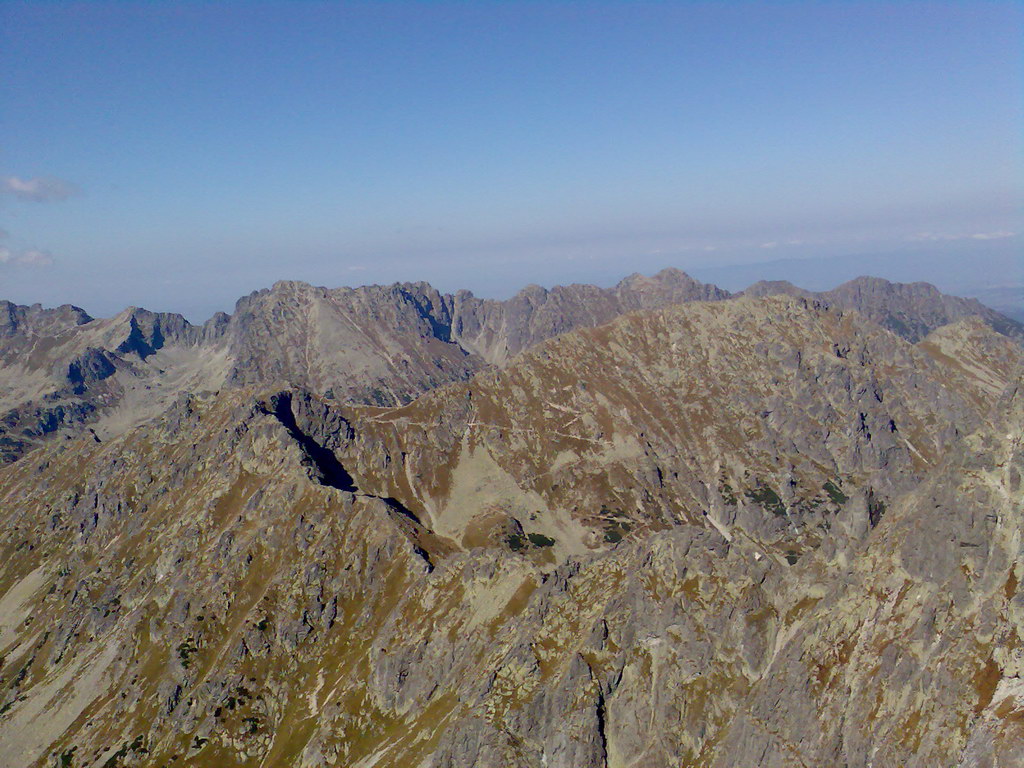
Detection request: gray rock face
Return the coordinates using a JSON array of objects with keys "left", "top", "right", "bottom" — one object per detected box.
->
[
  {"left": 0, "top": 303, "right": 229, "bottom": 462},
  {"left": 0, "top": 290, "right": 1021, "bottom": 767},
  {"left": 709, "top": 379, "right": 1024, "bottom": 768},
  {"left": 0, "top": 300, "right": 92, "bottom": 339},
  {"left": 449, "top": 268, "right": 731, "bottom": 364},
  {"left": 327, "top": 296, "right": 1022, "bottom": 568}
]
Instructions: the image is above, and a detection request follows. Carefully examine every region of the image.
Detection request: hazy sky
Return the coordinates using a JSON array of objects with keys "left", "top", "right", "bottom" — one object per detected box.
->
[{"left": 1, "top": 1, "right": 1021, "bottom": 320}]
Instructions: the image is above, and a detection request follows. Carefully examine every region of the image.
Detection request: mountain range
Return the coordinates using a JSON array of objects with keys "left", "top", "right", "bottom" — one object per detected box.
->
[
  {"left": 1, "top": 269, "right": 1019, "bottom": 465},
  {"left": 0, "top": 270, "right": 1022, "bottom": 767}
]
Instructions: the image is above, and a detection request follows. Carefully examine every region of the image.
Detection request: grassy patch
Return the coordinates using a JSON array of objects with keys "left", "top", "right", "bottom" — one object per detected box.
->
[
  {"left": 823, "top": 480, "right": 849, "bottom": 505},
  {"left": 745, "top": 485, "right": 786, "bottom": 516},
  {"left": 176, "top": 638, "right": 199, "bottom": 668},
  {"left": 718, "top": 480, "right": 737, "bottom": 506},
  {"left": 508, "top": 532, "right": 556, "bottom": 550},
  {"left": 974, "top": 656, "right": 1001, "bottom": 715},
  {"left": 602, "top": 520, "right": 632, "bottom": 543}
]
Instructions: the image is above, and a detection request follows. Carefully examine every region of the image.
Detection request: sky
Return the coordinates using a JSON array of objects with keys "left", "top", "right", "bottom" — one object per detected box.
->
[{"left": 1, "top": 1, "right": 1021, "bottom": 321}]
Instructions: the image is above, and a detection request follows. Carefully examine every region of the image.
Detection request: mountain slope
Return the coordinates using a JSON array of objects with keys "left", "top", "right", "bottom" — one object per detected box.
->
[
  {"left": 0, "top": 304, "right": 227, "bottom": 463},
  {"left": 712, "top": 377, "right": 1024, "bottom": 766},
  {"left": 330, "top": 296, "right": 1022, "bottom": 563},
  {"left": 0, "top": 294, "right": 1021, "bottom": 767}
]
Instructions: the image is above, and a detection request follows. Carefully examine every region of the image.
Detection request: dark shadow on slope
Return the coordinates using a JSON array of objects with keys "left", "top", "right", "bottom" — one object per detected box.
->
[
  {"left": 260, "top": 391, "right": 434, "bottom": 571},
  {"left": 380, "top": 496, "right": 422, "bottom": 525},
  {"left": 262, "top": 392, "right": 358, "bottom": 492}
]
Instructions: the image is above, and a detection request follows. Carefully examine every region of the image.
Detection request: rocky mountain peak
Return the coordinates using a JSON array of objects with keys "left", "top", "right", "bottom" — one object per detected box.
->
[
  {"left": 0, "top": 300, "right": 92, "bottom": 339},
  {"left": 750, "top": 274, "right": 1024, "bottom": 343}
]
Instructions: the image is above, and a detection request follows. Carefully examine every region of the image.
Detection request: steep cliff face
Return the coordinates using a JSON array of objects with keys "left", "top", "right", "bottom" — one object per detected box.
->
[
  {"left": 0, "top": 292, "right": 1020, "bottom": 767},
  {"left": 222, "top": 280, "right": 484, "bottom": 405}
]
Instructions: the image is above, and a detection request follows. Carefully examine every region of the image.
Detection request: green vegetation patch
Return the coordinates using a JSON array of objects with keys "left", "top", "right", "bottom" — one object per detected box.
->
[
  {"left": 225, "top": 684, "right": 253, "bottom": 711},
  {"left": 868, "top": 498, "right": 887, "bottom": 528},
  {"left": 603, "top": 520, "right": 632, "bottom": 543},
  {"left": 176, "top": 638, "right": 199, "bottom": 668},
  {"left": 718, "top": 480, "right": 738, "bottom": 506},
  {"left": 526, "top": 533, "right": 555, "bottom": 548},
  {"left": 823, "top": 480, "right": 849, "bottom": 505},
  {"left": 745, "top": 485, "right": 787, "bottom": 516},
  {"left": 101, "top": 736, "right": 148, "bottom": 767},
  {"left": 507, "top": 532, "right": 556, "bottom": 550}
]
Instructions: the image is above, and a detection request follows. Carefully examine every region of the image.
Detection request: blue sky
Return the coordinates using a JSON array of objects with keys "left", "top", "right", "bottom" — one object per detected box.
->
[{"left": 1, "top": 1, "right": 1021, "bottom": 320}]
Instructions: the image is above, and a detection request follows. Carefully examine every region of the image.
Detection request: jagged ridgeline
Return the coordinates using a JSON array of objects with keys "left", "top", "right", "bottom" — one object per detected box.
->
[
  {"left": 0, "top": 272, "right": 1022, "bottom": 767},
  {"left": 2, "top": 270, "right": 1019, "bottom": 466}
]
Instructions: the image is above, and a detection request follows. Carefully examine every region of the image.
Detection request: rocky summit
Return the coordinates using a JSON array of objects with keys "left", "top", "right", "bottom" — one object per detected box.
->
[{"left": 0, "top": 272, "right": 1022, "bottom": 768}]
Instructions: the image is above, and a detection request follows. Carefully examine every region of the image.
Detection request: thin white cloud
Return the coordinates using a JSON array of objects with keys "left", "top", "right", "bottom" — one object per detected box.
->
[
  {"left": 17, "top": 249, "right": 54, "bottom": 266},
  {"left": 907, "top": 230, "right": 1018, "bottom": 243},
  {"left": 970, "top": 231, "right": 1016, "bottom": 240},
  {"left": 2, "top": 175, "right": 80, "bottom": 202},
  {"left": 0, "top": 246, "right": 55, "bottom": 267}
]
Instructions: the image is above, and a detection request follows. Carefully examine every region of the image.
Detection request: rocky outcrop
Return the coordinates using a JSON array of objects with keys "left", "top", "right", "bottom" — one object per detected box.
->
[
  {"left": 710, "top": 377, "right": 1024, "bottom": 767},
  {"left": 0, "top": 300, "right": 92, "bottom": 339}
]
